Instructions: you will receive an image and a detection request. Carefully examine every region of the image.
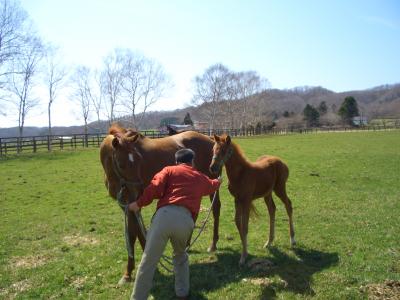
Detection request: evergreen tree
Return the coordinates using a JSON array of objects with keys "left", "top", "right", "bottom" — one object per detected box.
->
[
  {"left": 338, "top": 96, "right": 359, "bottom": 125},
  {"left": 183, "top": 112, "right": 193, "bottom": 125},
  {"left": 318, "top": 101, "right": 328, "bottom": 115},
  {"left": 303, "top": 104, "right": 320, "bottom": 127}
]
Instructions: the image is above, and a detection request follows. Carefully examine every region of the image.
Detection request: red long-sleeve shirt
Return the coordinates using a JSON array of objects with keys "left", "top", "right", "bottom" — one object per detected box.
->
[{"left": 136, "top": 164, "right": 221, "bottom": 220}]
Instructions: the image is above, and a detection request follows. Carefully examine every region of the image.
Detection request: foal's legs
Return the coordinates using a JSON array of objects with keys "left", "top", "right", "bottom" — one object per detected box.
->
[
  {"left": 235, "top": 198, "right": 250, "bottom": 266},
  {"left": 274, "top": 184, "right": 296, "bottom": 246},
  {"left": 263, "top": 193, "right": 276, "bottom": 248},
  {"left": 208, "top": 190, "right": 221, "bottom": 252}
]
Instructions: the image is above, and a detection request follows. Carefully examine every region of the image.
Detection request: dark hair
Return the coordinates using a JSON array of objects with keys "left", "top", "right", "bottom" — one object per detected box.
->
[{"left": 175, "top": 148, "right": 195, "bottom": 164}]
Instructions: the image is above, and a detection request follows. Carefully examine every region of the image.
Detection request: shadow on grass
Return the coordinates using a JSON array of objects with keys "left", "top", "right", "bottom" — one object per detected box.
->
[{"left": 150, "top": 246, "right": 339, "bottom": 299}]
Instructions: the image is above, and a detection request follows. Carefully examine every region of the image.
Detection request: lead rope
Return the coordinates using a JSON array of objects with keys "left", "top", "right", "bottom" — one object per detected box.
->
[
  {"left": 131, "top": 187, "right": 220, "bottom": 273},
  {"left": 185, "top": 189, "right": 219, "bottom": 252},
  {"left": 117, "top": 186, "right": 174, "bottom": 273}
]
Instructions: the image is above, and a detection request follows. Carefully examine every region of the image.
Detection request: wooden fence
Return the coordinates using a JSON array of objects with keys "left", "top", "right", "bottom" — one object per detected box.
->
[{"left": 0, "top": 125, "right": 399, "bottom": 156}]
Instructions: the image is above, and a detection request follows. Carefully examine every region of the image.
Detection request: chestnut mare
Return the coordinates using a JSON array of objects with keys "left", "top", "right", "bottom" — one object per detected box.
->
[
  {"left": 100, "top": 124, "right": 221, "bottom": 284},
  {"left": 209, "top": 134, "right": 296, "bottom": 265}
]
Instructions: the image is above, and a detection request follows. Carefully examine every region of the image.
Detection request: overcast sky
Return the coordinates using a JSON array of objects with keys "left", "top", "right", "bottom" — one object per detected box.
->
[{"left": 2, "top": 0, "right": 399, "bottom": 128}]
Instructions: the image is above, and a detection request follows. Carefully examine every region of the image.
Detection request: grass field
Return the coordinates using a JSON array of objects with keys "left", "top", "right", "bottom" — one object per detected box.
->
[{"left": 1, "top": 131, "right": 399, "bottom": 299}]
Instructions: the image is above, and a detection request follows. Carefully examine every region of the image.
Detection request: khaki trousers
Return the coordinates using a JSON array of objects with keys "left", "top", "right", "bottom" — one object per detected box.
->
[{"left": 131, "top": 205, "right": 194, "bottom": 300}]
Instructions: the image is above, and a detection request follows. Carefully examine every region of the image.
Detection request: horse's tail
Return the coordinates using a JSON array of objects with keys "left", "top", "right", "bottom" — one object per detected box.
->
[{"left": 249, "top": 201, "right": 259, "bottom": 218}]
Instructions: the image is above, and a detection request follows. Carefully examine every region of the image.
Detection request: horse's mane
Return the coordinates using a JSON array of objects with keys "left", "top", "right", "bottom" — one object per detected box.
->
[
  {"left": 108, "top": 123, "right": 140, "bottom": 139},
  {"left": 108, "top": 123, "right": 127, "bottom": 136}
]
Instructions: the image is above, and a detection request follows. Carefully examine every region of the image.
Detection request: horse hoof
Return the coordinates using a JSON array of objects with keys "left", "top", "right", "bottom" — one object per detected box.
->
[
  {"left": 239, "top": 258, "right": 246, "bottom": 267},
  {"left": 239, "top": 253, "right": 248, "bottom": 266},
  {"left": 207, "top": 245, "right": 217, "bottom": 253},
  {"left": 118, "top": 275, "right": 132, "bottom": 285},
  {"left": 264, "top": 241, "right": 273, "bottom": 248}
]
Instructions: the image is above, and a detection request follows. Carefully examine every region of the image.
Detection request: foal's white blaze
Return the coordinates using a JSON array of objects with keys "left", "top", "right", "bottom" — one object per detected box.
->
[{"left": 128, "top": 153, "right": 134, "bottom": 162}]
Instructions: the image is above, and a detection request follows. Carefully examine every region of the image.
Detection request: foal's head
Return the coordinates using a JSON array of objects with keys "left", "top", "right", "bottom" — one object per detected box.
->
[{"left": 209, "top": 134, "right": 232, "bottom": 174}]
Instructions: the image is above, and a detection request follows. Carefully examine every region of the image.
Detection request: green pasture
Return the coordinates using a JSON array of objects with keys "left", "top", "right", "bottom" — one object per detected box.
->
[{"left": 1, "top": 131, "right": 399, "bottom": 299}]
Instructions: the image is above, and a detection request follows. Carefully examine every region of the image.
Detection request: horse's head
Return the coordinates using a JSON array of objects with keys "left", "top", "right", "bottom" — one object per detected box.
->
[
  {"left": 209, "top": 134, "right": 232, "bottom": 175},
  {"left": 111, "top": 129, "right": 145, "bottom": 205}
]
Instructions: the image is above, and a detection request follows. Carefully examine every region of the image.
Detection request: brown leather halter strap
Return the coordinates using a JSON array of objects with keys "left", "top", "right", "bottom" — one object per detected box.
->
[
  {"left": 111, "top": 150, "right": 174, "bottom": 272},
  {"left": 212, "top": 146, "right": 233, "bottom": 170}
]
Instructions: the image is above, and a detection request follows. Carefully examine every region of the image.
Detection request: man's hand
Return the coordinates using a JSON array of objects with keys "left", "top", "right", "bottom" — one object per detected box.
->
[
  {"left": 128, "top": 201, "right": 140, "bottom": 213},
  {"left": 217, "top": 175, "right": 223, "bottom": 184}
]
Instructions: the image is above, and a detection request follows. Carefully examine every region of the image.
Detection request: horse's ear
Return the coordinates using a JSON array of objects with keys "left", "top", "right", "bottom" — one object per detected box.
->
[
  {"left": 126, "top": 133, "right": 140, "bottom": 143},
  {"left": 213, "top": 134, "right": 220, "bottom": 142},
  {"left": 112, "top": 137, "right": 120, "bottom": 149},
  {"left": 226, "top": 135, "right": 231, "bottom": 145}
]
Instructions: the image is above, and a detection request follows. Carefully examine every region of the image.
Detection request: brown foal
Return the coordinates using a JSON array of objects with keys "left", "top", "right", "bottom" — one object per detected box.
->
[{"left": 209, "top": 134, "right": 296, "bottom": 265}]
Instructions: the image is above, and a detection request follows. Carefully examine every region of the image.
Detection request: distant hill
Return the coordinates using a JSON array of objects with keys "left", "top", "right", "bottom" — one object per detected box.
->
[{"left": 1, "top": 83, "right": 399, "bottom": 138}]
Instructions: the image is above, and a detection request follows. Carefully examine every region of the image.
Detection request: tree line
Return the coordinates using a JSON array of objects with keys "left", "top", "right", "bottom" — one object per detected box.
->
[
  {"left": 302, "top": 96, "right": 360, "bottom": 127},
  {"left": 0, "top": 0, "right": 271, "bottom": 137},
  {"left": 0, "top": 0, "right": 367, "bottom": 139}
]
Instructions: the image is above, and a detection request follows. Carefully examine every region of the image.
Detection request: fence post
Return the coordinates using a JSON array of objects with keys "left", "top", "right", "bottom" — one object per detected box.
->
[
  {"left": 47, "top": 136, "right": 50, "bottom": 151},
  {"left": 0, "top": 138, "right": 2, "bottom": 156},
  {"left": 33, "top": 137, "right": 37, "bottom": 153},
  {"left": 60, "top": 137, "right": 64, "bottom": 150}
]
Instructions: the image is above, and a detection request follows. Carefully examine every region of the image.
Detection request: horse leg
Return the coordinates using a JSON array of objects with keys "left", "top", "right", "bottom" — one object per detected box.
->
[
  {"left": 263, "top": 193, "right": 276, "bottom": 248},
  {"left": 119, "top": 237, "right": 137, "bottom": 285},
  {"left": 118, "top": 211, "right": 141, "bottom": 285},
  {"left": 235, "top": 199, "right": 250, "bottom": 266},
  {"left": 274, "top": 184, "right": 296, "bottom": 246},
  {"left": 208, "top": 190, "right": 221, "bottom": 252}
]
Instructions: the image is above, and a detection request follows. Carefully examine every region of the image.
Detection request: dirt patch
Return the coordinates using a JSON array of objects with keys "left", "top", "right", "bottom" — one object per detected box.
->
[
  {"left": 63, "top": 234, "right": 99, "bottom": 247},
  {"left": 10, "top": 254, "right": 49, "bottom": 269},
  {"left": 0, "top": 279, "right": 32, "bottom": 298},
  {"left": 242, "top": 277, "right": 288, "bottom": 288},
  {"left": 71, "top": 276, "right": 88, "bottom": 291},
  {"left": 361, "top": 280, "right": 400, "bottom": 299},
  {"left": 198, "top": 255, "right": 218, "bottom": 264},
  {"left": 247, "top": 258, "right": 275, "bottom": 272}
]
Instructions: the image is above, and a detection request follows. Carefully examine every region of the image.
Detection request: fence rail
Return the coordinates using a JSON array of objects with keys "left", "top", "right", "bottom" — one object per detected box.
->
[{"left": 1, "top": 125, "right": 399, "bottom": 156}]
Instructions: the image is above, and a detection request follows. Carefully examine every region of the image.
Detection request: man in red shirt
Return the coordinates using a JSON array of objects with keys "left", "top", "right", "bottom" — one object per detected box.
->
[{"left": 129, "top": 148, "right": 221, "bottom": 300}]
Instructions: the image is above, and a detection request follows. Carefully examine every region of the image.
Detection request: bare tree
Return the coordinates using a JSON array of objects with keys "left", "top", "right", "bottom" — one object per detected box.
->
[
  {"left": 135, "top": 57, "right": 170, "bottom": 128},
  {"left": 6, "top": 35, "right": 44, "bottom": 138},
  {"left": 119, "top": 49, "right": 144, "bottom": 128},
  {"left": 236, "top": 71, "right": 269, "bottom": 129},
  {"left": 43, "top": 45, "right": 67, "bottom": 138},
  {"left": 118, "top": 49, "right": 171, "bottom": 129},
  {"left": 0, "top": 0, "right": 26, "bottom": 81},
  {"left": 101, "top": 49, "right": 124, "bottom": 125},
  {"left": 91, "top": 69, "right": 103, "bottom": 132},
  {"left": 223, "top": 72, "right": 240, "bottom": 129},
  {"left": 71, "top": 66, "right": 91, "bottom": 139},
  {"left": 0, "top": 0, "right": 28, "bottom": 116},
  {"left": 193, "top": 63, "right": 230, "bottom": 133}
]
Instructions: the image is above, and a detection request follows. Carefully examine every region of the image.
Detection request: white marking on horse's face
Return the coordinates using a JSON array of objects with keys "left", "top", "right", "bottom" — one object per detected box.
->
[{"left": 128, "top": 153, "right": 134, "bottom": 163}]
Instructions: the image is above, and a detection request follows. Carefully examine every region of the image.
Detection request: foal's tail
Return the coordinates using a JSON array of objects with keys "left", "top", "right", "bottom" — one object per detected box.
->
[
  {"left": 273, "top": 159, "right": 290, "bottom": 199},
  {"left": 276, "top": 159, "right": 289, "bottom": 185}
]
